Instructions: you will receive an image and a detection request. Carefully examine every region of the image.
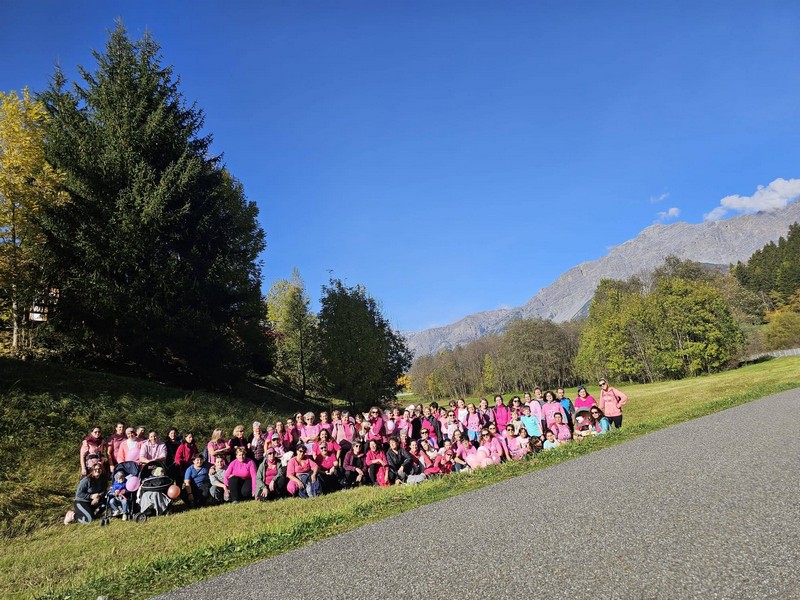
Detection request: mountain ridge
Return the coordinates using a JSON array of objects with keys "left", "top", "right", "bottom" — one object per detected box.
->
[{"left": 405, "top": 202, "right": 800, "bottom": 357}]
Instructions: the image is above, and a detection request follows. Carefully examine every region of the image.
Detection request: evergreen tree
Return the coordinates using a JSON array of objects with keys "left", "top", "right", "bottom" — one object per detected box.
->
[{"left": 36, "top": 23, "right": 266, "bottom": 382}]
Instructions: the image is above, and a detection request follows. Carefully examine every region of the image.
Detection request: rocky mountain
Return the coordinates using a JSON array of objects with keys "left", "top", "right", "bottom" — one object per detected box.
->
[{"left": 406, "top": 201, "right": 800, "bottom": 357}]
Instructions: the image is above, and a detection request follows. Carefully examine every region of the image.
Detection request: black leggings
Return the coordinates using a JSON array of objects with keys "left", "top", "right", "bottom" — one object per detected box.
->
[
  {"left": 368, "top": 464, "right": 383, "bottom": 485},
  {"left": 74, "top": 500, "right": 103, "bottom": 524},
  {"left": 227, "top": 476, "right": 252, "bottom": 501},
  {"left": 608, "top": 415, "right": 623, "bottom": 429},
  {"left": 344, "top": 469, "right": 369, "bottom": 487}
]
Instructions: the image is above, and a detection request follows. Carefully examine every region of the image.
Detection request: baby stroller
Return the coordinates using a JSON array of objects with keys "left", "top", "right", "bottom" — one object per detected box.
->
[
  {"left": 101, "top": 461, "right": 138, "bottom": 526},
  {"left": 573, "top": 408, "right": 595, "bottom": 439},
  {"left": 133, "top": 461, "right": 175, "bottom": 523}
]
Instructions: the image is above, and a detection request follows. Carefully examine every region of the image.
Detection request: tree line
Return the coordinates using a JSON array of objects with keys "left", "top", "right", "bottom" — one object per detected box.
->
[
  {"left": 410, "top": 255, "right": 774, "bottom": 398},
  {"left": 266, "top": 269, "right": 411, "bottom": 410},
  {"left": 0, "top": 23, "right": 410, "bottom": 403},
  {"left": 733, "top": 222, "right": 800, "bottom": 351}
]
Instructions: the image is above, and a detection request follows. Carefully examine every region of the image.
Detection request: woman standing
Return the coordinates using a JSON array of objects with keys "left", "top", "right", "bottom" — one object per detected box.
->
[
  {"left": 574, "top": 386, "right": 597, "bottom": 411},
  {"left": 174, "top": 432, "right": 199, "bottom": 473},
  {"left": 597, "top": 378, "right": 628, "bottom": 428},
  {"left": 207, "top": 429, "right": 231, "bottom": 465},
  {"left": 79, "top": 426, "right": 107, "bottom": 476}
]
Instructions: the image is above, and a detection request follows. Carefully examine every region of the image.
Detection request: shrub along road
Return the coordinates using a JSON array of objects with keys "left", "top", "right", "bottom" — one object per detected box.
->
[{"left": 158, "top": 388, "right": 800, "bottom": 599}]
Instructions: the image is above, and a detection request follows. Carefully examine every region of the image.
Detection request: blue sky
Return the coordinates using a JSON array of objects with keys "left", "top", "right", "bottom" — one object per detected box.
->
[{"left": 3, "top": 2, "right": 800, "bottom": 332}]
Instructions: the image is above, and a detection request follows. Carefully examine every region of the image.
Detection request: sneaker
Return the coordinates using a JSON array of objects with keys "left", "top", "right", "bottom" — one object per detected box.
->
[
  {"left": 122, "top": 514, "right": 128, "bottom": 521},
  {"left": 63, "top": 510, "right": 75, "bottom": 525},
  {"left": 231, "top": 500, "right": 239, "bottom": 505},
  {"left": 112, "top": 509, "right": 122, "bottom": 517}
]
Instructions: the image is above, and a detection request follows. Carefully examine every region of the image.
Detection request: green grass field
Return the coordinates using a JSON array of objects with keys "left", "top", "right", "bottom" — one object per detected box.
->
[
  {"left": 0, "top": 357, "right": 320, "bottom": 538},
  {"left": 0, "top": 356, "right": 798, "bottom": 599}
]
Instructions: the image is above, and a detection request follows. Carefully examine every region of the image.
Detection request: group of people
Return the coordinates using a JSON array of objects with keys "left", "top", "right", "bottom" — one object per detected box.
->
[{"left": 69, "top": 380, "right": 628, "bottom": 522}]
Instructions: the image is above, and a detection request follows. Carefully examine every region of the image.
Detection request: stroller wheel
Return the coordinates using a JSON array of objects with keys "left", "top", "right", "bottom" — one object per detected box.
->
[
  {"left": 134, "top": 513, "right": 148, "bottom": 524},
  {"left": 100, "top": 518, "right": 108, "bottom": 527}
]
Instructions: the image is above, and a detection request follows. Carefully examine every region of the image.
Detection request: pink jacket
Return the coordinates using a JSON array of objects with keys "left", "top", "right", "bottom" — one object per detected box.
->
[{"left": 599, "top": 387, "right": 628, "bottom": 418}]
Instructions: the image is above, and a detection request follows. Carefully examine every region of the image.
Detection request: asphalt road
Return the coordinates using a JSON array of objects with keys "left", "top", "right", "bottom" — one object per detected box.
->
[{"left": 157, "top": 389, "right": 800, "bottom": 600}]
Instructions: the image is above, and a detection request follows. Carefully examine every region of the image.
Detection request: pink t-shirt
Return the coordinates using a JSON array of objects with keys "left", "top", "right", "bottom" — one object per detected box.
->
[
  {"left": 287, "top": 457, "right": 315, "bottom": 477},
  {"left": 550, "top": 422, "right": 572, "bottom": 442},
  {"left": 224, "top": 458, "right": 256, "bottom": 485},
  {"left": 365, "top": 449, "right": 387, "bottom": 465},
  {"left": 466, "top": 413, "right": 482, "bottom": 432},
  {"left": 575, "top": 395, "right": 596, "bottom": 410},
  {"left": 300, "top": 424, "right": 321, "bottom": 441},
  {"left": 541, "top": 402, "right": 567, "bottom": 428}
]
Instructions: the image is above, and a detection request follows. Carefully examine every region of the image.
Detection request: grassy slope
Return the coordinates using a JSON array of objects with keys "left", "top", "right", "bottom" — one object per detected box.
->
[
  {"left": 0, "top": 356, "right": 798, "bottom": 599},
  {"left": 0, "top": 357, "right": 316, "bottom": 538}
]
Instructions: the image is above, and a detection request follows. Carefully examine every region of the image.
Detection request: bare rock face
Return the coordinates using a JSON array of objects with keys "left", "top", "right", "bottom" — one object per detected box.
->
[{"left": 406, "top": 202, "right": 800, "bottom": 357}]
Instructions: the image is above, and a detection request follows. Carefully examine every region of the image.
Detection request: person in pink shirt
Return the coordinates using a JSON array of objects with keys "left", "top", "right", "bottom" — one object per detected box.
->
[
  {"left": 286, "top": 445, "right": 320, "bottom": 497},
  {"left": 504, "top": 425, "right": 528, "bottom": 460},
  {"left": 524, "top": 391, "right": 544, "bottom": 425},
  {"left": 332, "top": 410, "right": 358, "bottom": 452},
  {"left": 479, "top": 429, "right": 504, "bottom": 464},
  {"left": 465, "top": 403, "right": 482, "bottom": 443},
  {"left": 318, "top": 411, "right": 333, "bottom": 435},
  {"left": 434, "top": 449, "right": 455, "bottom": 474},
  {"left": 478, "top": 397, "right": 495, "bottom": 428},
  {"left": 396, "top": 409, "right": 412, "bottom": 438},
  {"left": 574, "top": 386, "right": 597, "bottom": 410},
  {"left": 315, "top": 441, "right": 341, "bottom": 493},
  {"left": 493, "top": 395, "right": 510, "bottom": 431},
  {"left": 541, "top": 390, "right": 568, "bottom": 430},
  {"left": 138, "top": 431, "right": 167, "bottom": 465},
  {"left": 272, "top": 421, "right": 292, "bottom": 451},
  {"left": 266, "top": 433, "right": 286, "bottom": 458},
  {"left": 224, "top": 447, "right": 257, "bottom": 503},
  {"left": 255, "top": 448, "right": 283, "bottom": 501},
  {"left": 312, "top": 429, "right": 341, "bottom": 461},
  {"left": 549, "top": 413, "right": 572, "bottom": 443},
  {"left": 107, "top": 422, "right": 126, "bottom": 467},
  {"left": 206, "top": 428, "right": 231, "bottom": 465},
  {"left": 419, "top": 439, "right": 438, "bottom": 462},
  {"left": 79, "top": 426, "right": 107, "bottom": 476},
  {"left": 117, "top": 427, "right": 141, "bottom": 464},
  {"left": 510, "top": 396, "right": 524, "bottom": 416},
  {"left": 455, "top": 437, "right": 476, "bottom": 472},
  {"left": 419, "top": 427, "right": 438, "bottom": 450},
  {"left": 598, "top": 378, "right": 628, "bottom": 428},
  {"left": 385, "top": 408, "right": 401, "bottom": 438},
  {"left": 365, "top": 439, "right": 389, "bottom": 486},
  {"left": 366, "top": 406, "right": 386, "bottom": 444},
  {"left": 413, "top": 440, "right": 439, "bottom": 476},
  {"left": 300, "top": 412, "right": 321, "bottom": 451}
]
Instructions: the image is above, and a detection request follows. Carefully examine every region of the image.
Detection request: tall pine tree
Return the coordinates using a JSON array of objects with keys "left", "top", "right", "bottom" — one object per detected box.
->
[{"left": 37, "top": 23, "right": 267, "bottom": 382}]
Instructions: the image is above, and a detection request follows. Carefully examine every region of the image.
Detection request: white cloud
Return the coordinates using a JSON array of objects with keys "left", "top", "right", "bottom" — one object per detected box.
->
[
  {"left": 703, "top": 178, "right": 800, "bottom": 221},
  {"left": 655, "top": 207, "right": 681, "bottom": 223},
  {"left": 650, "top": 192, "right": 670, "bottom": 203}
]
